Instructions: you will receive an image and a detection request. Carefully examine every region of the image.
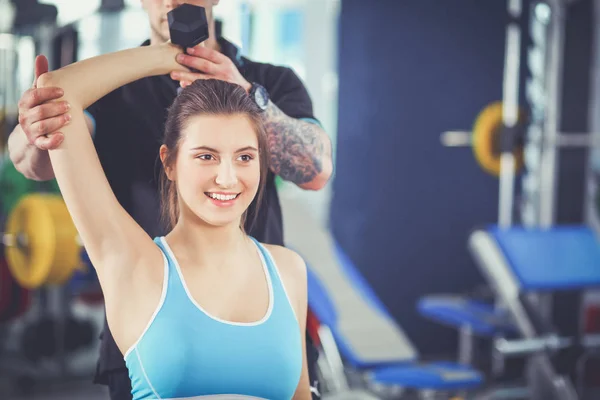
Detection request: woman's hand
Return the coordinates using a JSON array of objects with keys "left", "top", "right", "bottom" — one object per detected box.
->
[{"left": 159, "top": 42, "right": 191, "bottom": 76}]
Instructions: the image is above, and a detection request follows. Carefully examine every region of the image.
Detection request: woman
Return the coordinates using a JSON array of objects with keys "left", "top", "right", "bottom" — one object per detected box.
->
[{"left": 36, "top": 41, "right": 311, "bottom": 399}]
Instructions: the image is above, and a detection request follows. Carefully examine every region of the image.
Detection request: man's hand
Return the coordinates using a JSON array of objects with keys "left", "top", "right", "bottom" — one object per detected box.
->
[
  {"left": 18, "top": 55, "right": 71, "bottom": 150},
  {"left": 171, "top": 45, "right": 251, "bottom": 92}
]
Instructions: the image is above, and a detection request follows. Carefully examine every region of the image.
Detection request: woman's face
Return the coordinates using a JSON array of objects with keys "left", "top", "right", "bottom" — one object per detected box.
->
[{"left": 162, "top": 113, "right": 261, "bottom": 228}]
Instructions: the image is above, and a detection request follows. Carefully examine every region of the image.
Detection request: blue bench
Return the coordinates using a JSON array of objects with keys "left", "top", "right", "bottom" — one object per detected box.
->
[
  {"left": 481, "top": 225, "right": 600, "bottom": 292},
  {"left": 467, "top": 224, "right": 600, "bottom": 398},
  {"left": 417, "top": 295, "right": 514, "bottom": 338},
  {"left": 306, "top": 241, "right": 484, "bottom": 396}
]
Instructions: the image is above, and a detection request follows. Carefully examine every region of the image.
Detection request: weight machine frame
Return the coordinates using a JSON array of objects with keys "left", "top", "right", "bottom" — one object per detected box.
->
[{"left": 470, "top": 1, "right": 598, "bottom": 399}]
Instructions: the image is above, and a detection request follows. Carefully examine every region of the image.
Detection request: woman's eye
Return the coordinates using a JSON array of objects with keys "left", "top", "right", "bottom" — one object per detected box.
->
[
  {"left": 238, "top": 154, "right": 253, "bottom": 162},
  {"left": 197, "top": 154, "right": 214, "bottom": 161}
]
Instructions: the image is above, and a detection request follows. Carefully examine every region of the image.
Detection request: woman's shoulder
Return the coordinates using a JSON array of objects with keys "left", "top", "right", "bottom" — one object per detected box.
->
[{"left": 260, "top": 243, "right": 307, "bottom": 286}]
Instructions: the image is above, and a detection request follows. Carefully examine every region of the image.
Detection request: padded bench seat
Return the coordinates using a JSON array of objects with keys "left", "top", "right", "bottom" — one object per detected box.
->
[
  {"left": 371, "top": 361, "right": 483, "bottom": 390},
  {"left": 418, "top": 295, "right": 515, "bottom": 336},
  {"left": 486, "top": 225, "right": 600, "bottom": 291}
]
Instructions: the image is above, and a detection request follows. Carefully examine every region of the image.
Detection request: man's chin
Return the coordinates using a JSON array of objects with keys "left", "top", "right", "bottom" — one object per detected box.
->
[
  {"left": 154, "top": 21, "right": 170, "bottom": 41},
  {"left": 161, "top": 27, "right": 171, "bottom": 42}
]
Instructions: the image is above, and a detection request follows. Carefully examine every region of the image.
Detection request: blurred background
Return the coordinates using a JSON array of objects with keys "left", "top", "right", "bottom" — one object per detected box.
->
[{"left": 1, "top": 0, "right": 600, "bottom": 399}]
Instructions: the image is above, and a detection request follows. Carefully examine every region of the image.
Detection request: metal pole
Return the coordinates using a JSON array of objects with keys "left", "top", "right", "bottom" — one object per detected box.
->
[
  {"left": 539, "top": 0, "right": 565, "bottom": 228},
  {"left": 499, "top": 0, "right": 523, "bottom": 228}
]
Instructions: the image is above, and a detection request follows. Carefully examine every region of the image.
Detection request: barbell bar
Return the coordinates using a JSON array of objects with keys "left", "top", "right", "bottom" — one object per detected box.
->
[
  {"left": 2, "top": 232, "right": 83, "bottom": 249},
  {"left": 440, "top": 101, "right": 600, "bottom": 177},
  {"left": 494, "top": 333, "right": 600, "bottom": 357},
  {"left": 441, "top": 130, "right": 600, "bottom": 149}
]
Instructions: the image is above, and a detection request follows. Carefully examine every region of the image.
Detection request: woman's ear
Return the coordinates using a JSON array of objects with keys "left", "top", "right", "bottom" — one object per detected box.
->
[{"left": 160, "top": 144, "right": 175, "bottom": 181}]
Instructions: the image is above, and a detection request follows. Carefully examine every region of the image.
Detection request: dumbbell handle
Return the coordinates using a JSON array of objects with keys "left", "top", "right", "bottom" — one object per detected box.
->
[
  {"left": 2, "top": 232, "right": 83, "bottom": 248},
  {"left": 441, "top": 130, "right": 600, "bottom": 148}
]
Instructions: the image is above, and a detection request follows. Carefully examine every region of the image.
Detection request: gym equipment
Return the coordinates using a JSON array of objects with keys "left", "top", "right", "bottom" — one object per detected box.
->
[
  {"left": 417, "top": 294, "right": 516, "bottom": 366},
  {"left": 0, "top": 254, "right": 31, "bottom": 322},
  {"left": 0, "top": 11, "right": 101, "bottom": 396},
  {"left": 441, "top": 112, "right": 600, "bottom": 175},
  {"left": 168, "top": 4, "right": 209, "bottom": 49},
  {"left": 469, "top": 225, "right": 600, "bottom": 400},
  {"left": 442, "top": 102, "right": 526, "bottom": 177},
  {"left": 69, "top": 249, "right": 99, "bottom": 296},
  {"left": 439, "top": 2, "right": 600, "bottom": 398},
  {"left": 472, "top": 102, "right": 525, "bottom": 177},
  {"left": 20, "top": 315, "right": 95, "bottom": 361},
  {"left": 11, "top": 0, "right": 57, "bottom": 31},
  {"left": 279, "top": 198, "right": 483, "bottom": 398},
  {"left": 1, "top": 27, "right": 33, "bottom": 154},
  {"left": 281, "top": 201, "right": 485, "bottom": 397},
  {"left": 306, "top": 254, "right": 483, "bottom": 398},
  {"left": 0, "top": 159, "right": 37, "bottom": 215},
  {"left": 0, "top": 154, "right": 61, "bottom": 216},
  {"left": 2, "top": 193, "right": 83, "bottom": 289},
  {"left": 0, "top": 0, "right": 16, "bottom": 33},
  {"left": 100, "top": 0, "right": 125, "bottom": 12}
]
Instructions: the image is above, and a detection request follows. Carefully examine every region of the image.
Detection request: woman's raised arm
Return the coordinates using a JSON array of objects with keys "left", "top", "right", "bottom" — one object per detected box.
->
[{"left": 36, "top": 43, "right": 184, "bottom": 284}]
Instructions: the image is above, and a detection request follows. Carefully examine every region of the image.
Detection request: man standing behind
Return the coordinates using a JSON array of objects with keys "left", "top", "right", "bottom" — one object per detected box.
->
[{"left": 8, "top": 1, "right": 333, "bottom": 399}]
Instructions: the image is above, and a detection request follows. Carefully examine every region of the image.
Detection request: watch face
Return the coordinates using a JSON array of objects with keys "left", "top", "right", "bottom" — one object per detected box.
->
[{"left": 253, "top": 84, "right": 268, "bottom": 109}]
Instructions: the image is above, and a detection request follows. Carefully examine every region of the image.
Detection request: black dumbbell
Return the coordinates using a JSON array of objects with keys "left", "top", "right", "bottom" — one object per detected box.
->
[{"left": 168, "top": 4, "right": 209, "bottom": 49}]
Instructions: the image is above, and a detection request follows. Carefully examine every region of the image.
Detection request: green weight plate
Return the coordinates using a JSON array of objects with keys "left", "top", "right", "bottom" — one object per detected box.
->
[
  {"left": 47, "top": 179, "right": 61, "bottom": 194},
  {"left": 0, "top": 159, "right": 37, "bottom": 215}
]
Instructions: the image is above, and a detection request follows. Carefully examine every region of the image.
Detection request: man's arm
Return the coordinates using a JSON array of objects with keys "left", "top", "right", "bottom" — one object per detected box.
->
[
  {"left": 263, "top": 101, "right": 333, "bottom": 191},
  {"left": 8, "top": 55, "right": 96, "bottom": 182},
  {"left": 9, "top": 113, "right": 95, "bottom": 181},
  {"left": 8, "top": 125, "right": 55, "bottom": 181}
]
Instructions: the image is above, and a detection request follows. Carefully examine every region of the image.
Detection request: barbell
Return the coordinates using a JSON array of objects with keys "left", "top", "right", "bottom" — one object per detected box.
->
[
  {"left": 2, "top": 193, "right": 85, "bottom": 289},
  {"left": 441, "top": 102, "right": 526, "bottom": 176},
  {"left": 441, "top": 101, "right": 600, "bottom": 176},
  {"left": 495, "top": 333, "right": 600, "bottom": 357}
]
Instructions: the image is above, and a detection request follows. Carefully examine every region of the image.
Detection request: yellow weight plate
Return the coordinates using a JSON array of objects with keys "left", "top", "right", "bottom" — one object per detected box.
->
[
  {"left": 44, "top": 196, "right": 80, "bottom": 285},
  {"left": 4, "top": 194, "right": 80, "bottom": 288},
  {"left": 5, "top": 195, "right": 55, "bottom": 288},
  {"left": 472, "top": 102, "right": 525, "bottom": 177}
]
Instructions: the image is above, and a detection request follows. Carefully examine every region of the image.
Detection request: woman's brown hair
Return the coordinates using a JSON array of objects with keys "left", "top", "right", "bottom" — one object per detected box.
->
[{"left": 159, "top": 79, "right": 268, "bottom": 231}]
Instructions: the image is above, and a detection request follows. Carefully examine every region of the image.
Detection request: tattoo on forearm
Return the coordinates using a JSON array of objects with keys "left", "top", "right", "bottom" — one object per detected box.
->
[{"left": 264, "top": 101, "right": 326, "bottom": 185}]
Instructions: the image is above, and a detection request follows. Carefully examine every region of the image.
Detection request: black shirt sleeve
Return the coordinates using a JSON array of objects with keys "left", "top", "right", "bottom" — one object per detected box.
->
[{"left": 84, "top": 88, "right": 121, "bottom": 138}]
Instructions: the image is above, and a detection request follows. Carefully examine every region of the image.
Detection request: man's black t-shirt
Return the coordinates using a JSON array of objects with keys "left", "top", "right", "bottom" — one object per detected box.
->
[{"left": 87, "top": 37, "right": 319, "bottom": 380}]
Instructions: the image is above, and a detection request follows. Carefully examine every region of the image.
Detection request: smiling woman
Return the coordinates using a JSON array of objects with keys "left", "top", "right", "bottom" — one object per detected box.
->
[
  {"left": 33, "top": 39, "right": 311, "bottom": 399},
  {"left": 158, "top": 92, "right": 269, "bottom": 231}
]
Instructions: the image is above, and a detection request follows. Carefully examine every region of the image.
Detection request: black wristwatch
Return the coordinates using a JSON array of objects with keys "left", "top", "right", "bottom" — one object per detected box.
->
[{"left": 249, "top": 82, "right": 269, "bottom": 111}]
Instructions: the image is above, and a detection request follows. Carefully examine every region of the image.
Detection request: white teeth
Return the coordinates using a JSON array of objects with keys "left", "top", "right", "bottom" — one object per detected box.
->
[{"left": 209, "top": 193, "right": 237, "bottom": 201}]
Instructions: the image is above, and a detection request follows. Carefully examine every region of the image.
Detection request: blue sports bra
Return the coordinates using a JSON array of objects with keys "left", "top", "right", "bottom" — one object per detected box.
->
[{"left": 123, "top": 236, "right": 302, "bottom": 399}]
